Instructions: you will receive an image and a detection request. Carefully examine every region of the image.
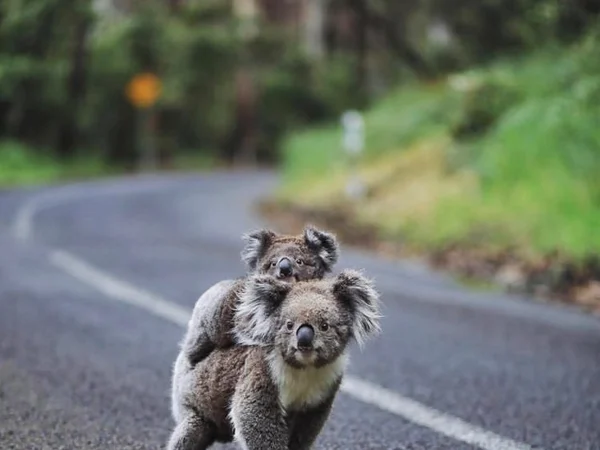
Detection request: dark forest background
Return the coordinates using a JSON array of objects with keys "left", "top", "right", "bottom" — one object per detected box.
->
[{"left": 2, "top": 0, "right": 598, "bottom": 171}]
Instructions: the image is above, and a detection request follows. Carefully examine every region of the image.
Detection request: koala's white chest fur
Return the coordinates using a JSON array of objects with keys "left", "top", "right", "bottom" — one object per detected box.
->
[{"left": 268, "top": 352, "right": 348, "bottom": 411}]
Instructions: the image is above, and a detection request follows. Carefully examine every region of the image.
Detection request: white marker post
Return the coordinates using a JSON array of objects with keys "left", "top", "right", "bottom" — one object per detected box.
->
[{"left": 341, "top": 110, "right": 365, "bottom": 200}]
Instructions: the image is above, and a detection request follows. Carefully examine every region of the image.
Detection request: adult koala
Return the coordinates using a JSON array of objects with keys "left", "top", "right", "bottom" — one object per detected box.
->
[
  {"left": 168, "top": 269, "right": 381, "bottom": 450},
  {"left": 178, "top": 225, "right": 340, "bottom": 368}
]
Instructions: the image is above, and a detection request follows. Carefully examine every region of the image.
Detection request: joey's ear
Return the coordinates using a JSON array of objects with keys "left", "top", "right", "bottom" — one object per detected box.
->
[
  {"left": 303, "top": 225, "right": 339, "bottom": 271},
  {"left": 241, "top": 229, "right": 278, "bottom": 271},
  {"left": 234, "top": 274, "right": 291, "bottom": 346},
  {"left": 332, "top": 269, "right": 382, "bottom": 348}
]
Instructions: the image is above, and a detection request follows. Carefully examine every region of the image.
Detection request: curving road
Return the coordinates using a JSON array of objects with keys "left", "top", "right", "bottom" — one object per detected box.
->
[{"left": 1, "top": 171, "right": 599, "bottom": 450}]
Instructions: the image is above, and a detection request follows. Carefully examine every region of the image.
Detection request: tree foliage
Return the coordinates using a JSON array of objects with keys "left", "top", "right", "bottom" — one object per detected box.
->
[{"left": 0, "top": 0, "right": 598, "bottom": 167}]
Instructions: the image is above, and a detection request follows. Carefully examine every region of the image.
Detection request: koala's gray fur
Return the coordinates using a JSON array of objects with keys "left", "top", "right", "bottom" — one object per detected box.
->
[
  {"left": 178, "top": 225, "right": 340, "bottom": 367},
  {"left": 168, "top": 269, "right": 381, "bottom": 450}
]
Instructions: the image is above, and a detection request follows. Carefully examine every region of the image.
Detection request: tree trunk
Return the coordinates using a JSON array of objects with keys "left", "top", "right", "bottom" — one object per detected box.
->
[
  {"left": 56, "top": 16, "right": 89, "bottom": 160},
  {"left": 167, "top": 0, "right": 182, "bottom": 13},
  {"left": 353, "top": 0, "right": 368, "bottom": 102},
  {"left": 231, "top": 68, "right": 258, "bottom": 167},
  {"left": 303, "top": 0, "right": 328, "bottom": 60},
  {"left": 346, "top": 0, "right": 432, "bottom": 78},
  {"left": 228, "top": 0, "right": 259, "bottom": 167}
]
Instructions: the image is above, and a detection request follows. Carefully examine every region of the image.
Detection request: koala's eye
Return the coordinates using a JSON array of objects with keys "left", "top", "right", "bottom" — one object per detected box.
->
[
  {"left": 296, "top": 258, "right": 304, "bottom": 265},
  {"left": 286, "top": 320, "right": 294, "bottom": 330},
  {"left": 320, "top": 322, "right": 329, "bottom": 331},
  {"left": 271, "top": 261, "right": 277, "bottom": 268}
]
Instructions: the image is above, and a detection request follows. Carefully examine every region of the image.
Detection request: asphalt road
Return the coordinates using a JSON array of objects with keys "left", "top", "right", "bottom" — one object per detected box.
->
[{"left": 1, "top": 171, "right": 599, "bottom": 450}]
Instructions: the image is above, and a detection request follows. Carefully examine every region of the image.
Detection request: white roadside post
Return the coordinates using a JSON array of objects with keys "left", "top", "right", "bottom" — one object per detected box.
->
[{"left": 341, "top": 110, "right": 366, "bottom": 200}]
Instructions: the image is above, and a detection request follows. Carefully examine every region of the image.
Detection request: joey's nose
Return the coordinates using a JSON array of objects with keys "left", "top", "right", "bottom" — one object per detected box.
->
[
  {"left": 278, "top": 257, "right": 293, "bottom": 278},
  {"left": 296, "top": 325, "right": 314, "bottom": 349}
]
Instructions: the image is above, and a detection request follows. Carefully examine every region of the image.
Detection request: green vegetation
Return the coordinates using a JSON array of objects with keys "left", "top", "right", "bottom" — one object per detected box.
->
[
  {"left": 0, "top": 140, "right": 215, "bottom": 187},
  {"left": 0, "top": 0, "right": 362, "bottom": 176},
  {"left": 0, "top": 140, "right": 113, "bottom": 187},
  {"left": 2, "top": 0, "right": 598, "bottom": 197},
  {"left": 278, "top": 27, "right": 600, "bottom": 262}
]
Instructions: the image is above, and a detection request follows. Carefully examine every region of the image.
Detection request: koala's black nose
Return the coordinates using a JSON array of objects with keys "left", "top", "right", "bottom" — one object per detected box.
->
[
  {"left": 296, "top": 325, "right": 314, "bottom": 349},
  {"left": 278, "top": 257, "right": 293, "bottom": 278}
]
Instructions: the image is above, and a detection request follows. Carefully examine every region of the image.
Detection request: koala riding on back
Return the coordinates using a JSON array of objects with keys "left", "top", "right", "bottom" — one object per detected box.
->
[
  {"left": 177, "top": 225, "right": 339, "bottom": 367},
  {"left": 168, "top": 269, "right": 382, "bottom": 450}
]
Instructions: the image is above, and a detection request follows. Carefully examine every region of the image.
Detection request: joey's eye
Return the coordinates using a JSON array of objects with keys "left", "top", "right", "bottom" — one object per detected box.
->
[
  {"left": 286, "top": 320, "right": 294, "bottom": 330},
  {"left": 296, "top": 258, "right": 304, "bottom": 265},
  {"left": 320, "top": 322, "right": 329, "bottom": 331}
]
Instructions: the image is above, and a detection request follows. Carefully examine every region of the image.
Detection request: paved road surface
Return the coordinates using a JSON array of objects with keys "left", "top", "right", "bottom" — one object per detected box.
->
[{"left": 1, "top": 171, "right": 599, "bottom": 450}]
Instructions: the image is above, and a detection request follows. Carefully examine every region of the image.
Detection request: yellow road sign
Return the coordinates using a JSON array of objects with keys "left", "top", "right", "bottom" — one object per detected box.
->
[{"left": 126, "top": 73, "right": 161, "bottom": 108}]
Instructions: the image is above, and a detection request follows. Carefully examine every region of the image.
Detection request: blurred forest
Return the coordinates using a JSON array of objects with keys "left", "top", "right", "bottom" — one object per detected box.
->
[{"left": 1, "top": 0, "right": 598, "bottom": 174}]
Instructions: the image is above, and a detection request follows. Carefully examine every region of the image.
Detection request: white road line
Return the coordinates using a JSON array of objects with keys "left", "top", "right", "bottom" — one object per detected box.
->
[
  {"left": 50, "top": 250, "right": 190, "bottom": 327},
  {"left": 14, "top": 197, "right": 37, "bottom": 241},
  {"left": 342, "top": 376, "right": 534, "bottom": 450},
  {"left": 13, "top": 179, "right": 181, "bottom": 242},
  {"left": 14, "top": 185, "right": 114, "bottom": 241},
  {"left": 50, "top": 249, "right": 536, "bottom": 450}
]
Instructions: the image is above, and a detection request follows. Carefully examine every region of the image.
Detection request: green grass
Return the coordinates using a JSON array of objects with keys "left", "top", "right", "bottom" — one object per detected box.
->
[
  {"left": 281, "top": 84, "right": 464, "bottom": 186},
  {"left": 0, "top": 141, "right": 218, "bottom": 188},
  {"left": 278, "top": 30, "right": 600, "bottom": 262},
  {"left": 170, "top": 150, "right": 218, "bottom": 172},
  {"left": 0, "top": 140, "right": 115, "bottom": 187},
  {"left": 278, "top": 126, "right": 344, "bottom": 184}
]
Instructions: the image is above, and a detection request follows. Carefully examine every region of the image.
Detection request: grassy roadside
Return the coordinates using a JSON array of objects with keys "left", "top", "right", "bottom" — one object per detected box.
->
[
  {"left": 0, "top": 140, "right": 115, "bottom": 187},
  {"left": 266, "top": 31, "right": 600, "bottom": 313},
  {"left": 0, "top": 140, "right": 217, "bottom": 188}
]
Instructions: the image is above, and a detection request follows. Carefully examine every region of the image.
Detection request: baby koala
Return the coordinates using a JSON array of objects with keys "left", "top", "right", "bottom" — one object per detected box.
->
[
  {"left": 179, "top": 225, "right": 339, "bottom": 366},
  {"left": 168, "top": 269, "right": 382, "bottom": 450}
]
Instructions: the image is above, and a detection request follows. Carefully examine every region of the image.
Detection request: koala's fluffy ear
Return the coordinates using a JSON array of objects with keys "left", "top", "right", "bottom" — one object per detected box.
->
[
  {"left": 241, "top": 229, "right": 278, "bottom": 271},
  {"left": 332, "top": 269, "right": 382, "bottom": 348},
  {"left": 234, "top": 274, "right": 291, "bottom": 346},
  {"left": 303, "top": 225, "right": 339, "bottom": 272}
]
